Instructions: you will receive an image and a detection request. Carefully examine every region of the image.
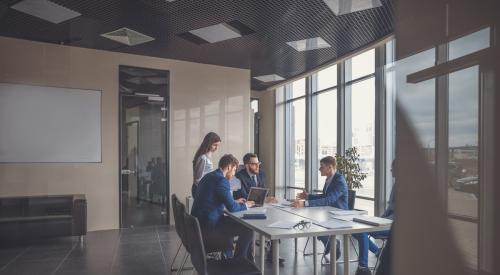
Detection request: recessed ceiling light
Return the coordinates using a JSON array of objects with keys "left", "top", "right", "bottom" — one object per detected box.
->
[
  {"left": 286, "top": 37, "right": 331, "bottom": 52},
  {"left": 189, "top": 23, "right": 241, "bottom": 44},
  {"left": 11, "top": 0, "right": 81, "bottom": 24},
  {"left": 101, "top": 27, "right": 155, "bottom": 46},
  {"left": 253, "top": 74, "right": 285, "bottom": 83},
  {"left": 322, "top": 0, "right": 382, "bottom": 16},
  {"left": 179, "top": 20, "right": 255, "bottom": 45}
]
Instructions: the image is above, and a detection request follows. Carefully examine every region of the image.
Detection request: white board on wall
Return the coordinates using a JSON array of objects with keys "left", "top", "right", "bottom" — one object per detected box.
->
[{"left": 0, "top": 83, "right": 101, "bottom": 163}]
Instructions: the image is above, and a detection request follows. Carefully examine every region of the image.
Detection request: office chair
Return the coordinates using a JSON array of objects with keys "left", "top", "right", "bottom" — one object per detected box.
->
[
  {"left": 183, "top": 211, "right": 261, "bottom": 275},
  {"left": 171, "top": 194, "right": 194, "bottom": 274}
]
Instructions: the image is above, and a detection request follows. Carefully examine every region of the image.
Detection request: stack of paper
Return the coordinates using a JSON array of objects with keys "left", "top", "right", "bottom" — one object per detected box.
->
[
  {"left": 329, "top": 209, "right": 368, "bottom": 216},
  {"left": 313, "top": 220, "right": 353, "bottom": 229},
  {"left": 242, "top": 208, "right": 267, "bottom": 219},
  {"left": 267, "top": 221, "right": 296, "bottom": 229}
]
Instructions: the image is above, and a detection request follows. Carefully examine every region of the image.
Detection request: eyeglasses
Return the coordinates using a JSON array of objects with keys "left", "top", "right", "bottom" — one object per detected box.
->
[
  {"left": 248, "top": 162, "right": 261, "bottom": 166},
  {"left": 293, "top": 220, "right": 311, "bottom": 230}
]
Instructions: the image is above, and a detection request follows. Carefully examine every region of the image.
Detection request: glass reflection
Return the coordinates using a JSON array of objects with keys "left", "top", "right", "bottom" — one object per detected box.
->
[
  {"left": 449, "top": 27, "right": 490, "bottom": 61},
  {"left": 396, "top": 48, "right": 436, "bottom": 163}
]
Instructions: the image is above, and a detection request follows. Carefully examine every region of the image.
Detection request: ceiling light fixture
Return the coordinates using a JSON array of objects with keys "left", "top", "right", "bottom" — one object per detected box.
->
[
  {"left": 286, "top": 37, "right": 331, "bottom": 52},
  {"left": 322, "top": 0, "right": 382, "bottom": 16},
  {"left": 253, "top": 74, "right": 285, "bottom": 83},
  {"left": 101, "top": 27, "right": 155, "bottom": 46},
  {"left": 11, "top": 0, "right": 81, "bottom": 24}
]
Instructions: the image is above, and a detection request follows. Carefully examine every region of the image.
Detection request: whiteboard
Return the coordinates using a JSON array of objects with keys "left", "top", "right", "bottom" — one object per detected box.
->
[{"left": 0, "top": 83, "right": 101, "bottom": 163}]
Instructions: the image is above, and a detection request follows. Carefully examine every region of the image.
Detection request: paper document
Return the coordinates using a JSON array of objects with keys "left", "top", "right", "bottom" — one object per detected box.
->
[
  {"left": 267, "top": 221, "right": 296, "bottom": 229},
  {"left": 314, "top": 220, "right": 353, "bottom": 229},
  {"left": 352, "top": 216, "right": 393, "bottom": 226},
  {"left": 329, "top": 209, "right": 368, "bottom": 216},
  {"left": 329, "top": 215, "right": 359, "bottom": 222}
]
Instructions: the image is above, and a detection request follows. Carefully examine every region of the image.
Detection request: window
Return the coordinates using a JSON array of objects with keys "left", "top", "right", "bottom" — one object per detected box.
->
[
  {"left": 316, "top": 89, "right": 337, "bottom": 190},
  {"left": 276, "top": 44, "right": 395, "bottom": 215}
]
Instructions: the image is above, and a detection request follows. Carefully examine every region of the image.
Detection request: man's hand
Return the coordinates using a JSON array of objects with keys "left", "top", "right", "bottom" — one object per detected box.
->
[
  {"left": 236, "top": 198, "right": 247, "bottom": 204},
  {"left": 290, "top": 200, "right": 305, "bottom": 208},
  {"left": 264, "top": 196, "right": 278, "bottom": 204},
  {"left": 296, "top": 190, "right": 308, "bottom": 200},
  {"left": 246, "top": 201, "right": 256, "bottom": 208}
]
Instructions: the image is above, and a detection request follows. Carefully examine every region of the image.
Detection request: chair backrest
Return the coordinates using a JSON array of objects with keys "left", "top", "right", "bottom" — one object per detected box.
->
[
  {"left": 183, "top": 212, "right": 208, "bottom": 275},
  {"left": 171, "top": 194, "right": 189, "bottom": 252},
  {"left": 348, "top": 189, "right": 356, "bottom": 210}
]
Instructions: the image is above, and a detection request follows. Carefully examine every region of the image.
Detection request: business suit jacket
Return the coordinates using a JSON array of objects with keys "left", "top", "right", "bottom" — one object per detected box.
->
[
  {"left": 191, "top": 169, "right": 247, "bottom": 229},
  {"left": 233, "top": 168, "right": 266, "bottom": 200},
  {"left": 307, "top": 171, "right": 348, "bottom": 209}
]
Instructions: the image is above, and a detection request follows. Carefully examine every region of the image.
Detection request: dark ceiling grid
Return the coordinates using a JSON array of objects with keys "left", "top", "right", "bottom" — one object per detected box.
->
[{"left": 0, "top": 0, "right": 394, "bottom": 90}]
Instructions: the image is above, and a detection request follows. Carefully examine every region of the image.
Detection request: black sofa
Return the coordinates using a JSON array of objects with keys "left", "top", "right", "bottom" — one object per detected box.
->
[{"left": 0, "top": 194, "right": 87, "bottom": 245}]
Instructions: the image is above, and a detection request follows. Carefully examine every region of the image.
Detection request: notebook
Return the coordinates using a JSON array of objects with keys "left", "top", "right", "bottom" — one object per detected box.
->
[{"left": 352, "top": 216, "right": 393, "bottom": 226}]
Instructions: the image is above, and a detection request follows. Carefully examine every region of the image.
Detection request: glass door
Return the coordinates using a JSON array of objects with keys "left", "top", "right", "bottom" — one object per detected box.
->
[{"left": 119, "top": 65, "right": 169, "bottom": 228}]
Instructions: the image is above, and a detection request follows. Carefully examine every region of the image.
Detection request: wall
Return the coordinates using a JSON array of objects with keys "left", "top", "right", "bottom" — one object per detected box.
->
[
  {"left": 251, "top": 90, "right": 276, "bottom": 195},
  {"left": 0, "top": 36, "right": 251, "bottom": 231}
]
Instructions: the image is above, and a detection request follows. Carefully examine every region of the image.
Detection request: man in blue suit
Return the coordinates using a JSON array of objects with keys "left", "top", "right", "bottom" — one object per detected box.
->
[
  {"left": 291, "top": 156, "right": 348, "bottom": 260},
  {"left": 191, "top": 154, "right": 255, "bottom": 260},
  {"left": 233, "top": 153, "right": 266, "bottom": 200}
]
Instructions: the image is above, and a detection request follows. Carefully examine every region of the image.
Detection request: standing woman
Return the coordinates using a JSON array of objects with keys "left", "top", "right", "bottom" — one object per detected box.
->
[{"left": 192, "top": 132, "right": 221, "bottom": 196}]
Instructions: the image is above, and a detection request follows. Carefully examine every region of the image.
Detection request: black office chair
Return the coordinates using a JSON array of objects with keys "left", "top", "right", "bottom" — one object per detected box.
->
[
  {"left": 183, "top": 211, "right": 261, "bottom": 275},
  {"left": 171, "top": 194, "right": 193, "bottom": 273}
]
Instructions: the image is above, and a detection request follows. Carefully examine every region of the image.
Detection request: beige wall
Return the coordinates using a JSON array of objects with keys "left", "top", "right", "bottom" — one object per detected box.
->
[
  {"left": 251, "top": 90, "right": 276, "bottom": 195},
  {"left": 0, "top": 36, "right": 251, "bottom": 231}
]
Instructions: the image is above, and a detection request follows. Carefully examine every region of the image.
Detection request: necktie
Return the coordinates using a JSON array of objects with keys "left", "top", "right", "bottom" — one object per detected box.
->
[
  {"left": 323, "top": 178, "right": 329, "bottom": 193},
  {"left": 252, "top": 175, "right": 258, "bottom": 187}
]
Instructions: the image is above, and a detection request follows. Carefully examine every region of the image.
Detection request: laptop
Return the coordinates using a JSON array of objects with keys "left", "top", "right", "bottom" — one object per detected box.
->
[{"left": 247, "top": 187, "right": 268, "bottom": 207}]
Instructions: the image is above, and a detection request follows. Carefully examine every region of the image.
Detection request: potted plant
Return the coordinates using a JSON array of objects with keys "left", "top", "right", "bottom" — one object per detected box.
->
[{"left": 335, "top": 147, "right": 367, "bottom": 210}]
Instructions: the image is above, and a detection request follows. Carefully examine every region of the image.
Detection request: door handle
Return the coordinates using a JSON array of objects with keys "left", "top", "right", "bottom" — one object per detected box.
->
[{"left": 121, "top": 169, "right": 136, "bottom": 175}]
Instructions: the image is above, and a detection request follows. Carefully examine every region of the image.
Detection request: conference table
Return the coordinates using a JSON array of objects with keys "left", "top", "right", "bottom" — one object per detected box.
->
[{"left": 226, "top": 205, "right": 391, "bottom": 275}]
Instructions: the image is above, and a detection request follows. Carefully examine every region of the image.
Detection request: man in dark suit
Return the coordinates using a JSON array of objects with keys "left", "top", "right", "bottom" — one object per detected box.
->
[
  {"left": 233, "top": 153, "right": 285, "bottom": 264},
  {"left": 233, "top": 153, "right": 266, "bottom": 200},
  {"left": 191, "top": 154, "right": 255, "bottom": 260},
  {"left": 291, "top": 156, "right": 348, "bottom": 260}
]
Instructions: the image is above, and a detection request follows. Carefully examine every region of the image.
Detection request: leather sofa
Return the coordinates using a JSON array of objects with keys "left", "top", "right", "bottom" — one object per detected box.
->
[{"left": 0, "top": 194, "right": 87, "bottom": 245}]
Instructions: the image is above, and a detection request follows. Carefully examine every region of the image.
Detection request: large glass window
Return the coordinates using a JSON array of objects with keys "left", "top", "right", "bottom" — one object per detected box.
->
[
  {"left": 284, "top": 78, "right": 307, "bottom": 198},
  {"left": 316, "top": 89, "right": 337, "bottom": 190},
  {"left": 350, "top": 77, "right": 375, "bottom": 200}
]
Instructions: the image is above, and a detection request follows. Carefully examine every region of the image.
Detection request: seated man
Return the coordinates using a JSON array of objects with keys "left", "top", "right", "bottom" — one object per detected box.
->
[
  {"left": 233, "top": 153, "right": 266, "bottom": 200},
  {"left": 291, "top": 156, "right": 348, "bottom": 260},
  {"left": 234, "top": 153, "right": 283, "bottom": 264},
  {"left": 351, "top": 161, "right": 397, "bottom": 275},
  {"left": 191, "top": 154, "right": 255, "bottom": 260}
]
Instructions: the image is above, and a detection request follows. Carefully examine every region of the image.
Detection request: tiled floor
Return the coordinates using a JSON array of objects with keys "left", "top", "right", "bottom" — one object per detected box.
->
[{"left": 0, "top": 226, "right": 381, "bottom": 275}]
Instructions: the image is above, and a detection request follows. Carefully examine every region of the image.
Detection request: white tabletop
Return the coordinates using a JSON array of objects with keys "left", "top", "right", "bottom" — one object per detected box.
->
[{"left": 225, "top": 205, "right": 391, "bottom": 240}]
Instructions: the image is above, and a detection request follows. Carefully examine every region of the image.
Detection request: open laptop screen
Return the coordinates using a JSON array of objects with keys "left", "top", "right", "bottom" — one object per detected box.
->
[{"left": 247, "top": 187, "right": 268, "bottom": 206}]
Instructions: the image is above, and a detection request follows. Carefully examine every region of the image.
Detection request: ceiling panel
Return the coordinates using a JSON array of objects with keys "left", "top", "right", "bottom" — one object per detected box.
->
[{"left": 0, "top": 0, "right": 394, "bottom": 90}]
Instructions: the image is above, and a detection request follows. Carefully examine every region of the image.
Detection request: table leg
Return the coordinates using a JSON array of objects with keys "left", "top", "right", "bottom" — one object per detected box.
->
[
  {"left": 330, "top": 235, "right": 336, "bottom": 275},
  {"left": 343, "top": 235, "right": 349, "bottom": 275},
  {"left": 294, "top": 238, "right": 298, "bottom": 254},
  {"left": 313, "top": 236, "right": 318, "bottom": 275},
  {"left": 252, "top": 232, "right": 256, "bottom": 263},
  {"left": 260, "top": 234, "right": 265, "bottom": 272},
  {"left": 272, "top": 239, "right": 279, "bottom": 275}
]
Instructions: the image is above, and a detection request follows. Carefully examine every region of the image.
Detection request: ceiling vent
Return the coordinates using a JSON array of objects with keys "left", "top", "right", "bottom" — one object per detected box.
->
[
  {"left": 101, "top": 27, "right": 155, "bottom": 46},
  {"left": 322, "top": 0, "right": 382, "bottom": 15}
]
